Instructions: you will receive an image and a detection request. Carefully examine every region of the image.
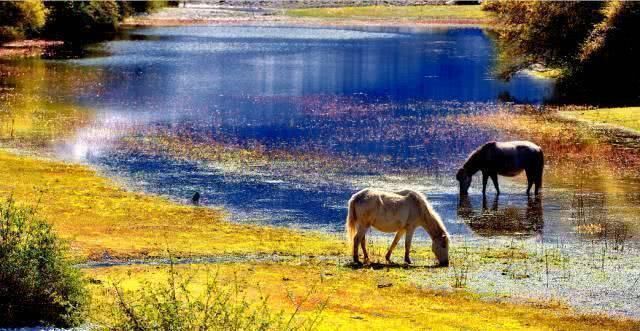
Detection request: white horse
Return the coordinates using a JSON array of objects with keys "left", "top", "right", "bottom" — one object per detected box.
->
[{"left": 346, "top": 188, "right": 450, "bottom": 266}]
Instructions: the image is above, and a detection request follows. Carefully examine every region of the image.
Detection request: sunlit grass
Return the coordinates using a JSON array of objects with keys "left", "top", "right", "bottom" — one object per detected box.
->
[
  {"left": 0, "top": 150, "right": 342, "bottom": 261},
  {"left": 86, "top": 262, "right": 639, "bottom": 330},
  {"left": 286, "top": 5, "right": 488, "bottom": 21},
  {"left": 559, "top": 107, "right": 640, "bottom": 133}
]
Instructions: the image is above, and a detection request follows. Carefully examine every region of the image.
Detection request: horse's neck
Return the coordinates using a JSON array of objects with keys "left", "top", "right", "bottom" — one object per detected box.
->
[
  {"left": 420, "top": 207, "right": 447, "bottom": 240},
  {"left": 464, "top": 153, "right": 482, "bottom": 174}
]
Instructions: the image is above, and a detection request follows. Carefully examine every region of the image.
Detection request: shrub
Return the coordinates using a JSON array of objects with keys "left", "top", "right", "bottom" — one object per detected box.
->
[
  {"left": 0, "top": 0, "right": 47, "bottom": 42},
  {"left": 0, "top": 198, "right": 87, "bottom": 327},
  {"left": 103, "top": 262, "right": 326, "bottom": 330},
  {"left": 43, "top": 0, "right": 120, "bottom": 41}
]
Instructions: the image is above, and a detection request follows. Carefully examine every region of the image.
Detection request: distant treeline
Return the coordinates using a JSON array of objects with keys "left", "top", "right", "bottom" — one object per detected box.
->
[
  {"left": 483, "top": 0, "right": 640, "bottom": 105},
  {"left": 0, "top": 0, "right": 177, "bottom": 43}
]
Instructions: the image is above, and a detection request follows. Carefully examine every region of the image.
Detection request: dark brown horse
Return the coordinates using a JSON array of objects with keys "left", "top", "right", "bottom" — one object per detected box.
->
[{"left": 456, "top": 141, "right": 544, "bottom": 196}]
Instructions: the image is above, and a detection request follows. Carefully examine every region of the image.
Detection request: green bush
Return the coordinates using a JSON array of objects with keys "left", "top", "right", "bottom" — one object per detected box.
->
[
  {"left": 43, "top": 0, "right": 120, "bottom": 41},
  {"left": 104, "top": 262, "right": 326, "bottom": 330},
  {"left": 0, "top": 198, "right": 87, "bottom": 328},
  {"left": 0, "top": 0, "right": 47, "bottom": 42}
]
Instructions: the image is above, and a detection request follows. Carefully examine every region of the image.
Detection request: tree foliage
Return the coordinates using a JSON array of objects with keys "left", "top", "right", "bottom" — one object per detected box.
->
[
  {"left": 483, "top": 0, "right": 604, "bottom": 77},
  {"left": 0, "top": 0, "right": 47, "bottom": 42},
  {"left": 0, "top": 198, "right": 87, "bottom": 327},
  {"left": 484, "top": 0, "right": 640, "bottom": 104},
  {"left": 43, "top": 0, "right": 121, "bottom": 41}
]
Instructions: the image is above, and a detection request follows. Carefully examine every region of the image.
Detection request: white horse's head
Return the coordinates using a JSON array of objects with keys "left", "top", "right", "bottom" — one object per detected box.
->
[{"left": 432, "top": 234, "right": 449, "bottom": 267}]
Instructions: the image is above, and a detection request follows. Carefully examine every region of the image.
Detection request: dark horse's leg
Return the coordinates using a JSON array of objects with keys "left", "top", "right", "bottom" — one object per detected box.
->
[
  {"left": 525, "top": 170, "right": 534, "bottom": 196},
  {"left": 482, "top": 171, "right": 489, "bottom": 197},
  {"left": 535, "top": 163, "right": 543, "bottom": 195},
  {"left": 490, "top": 173, "right": 500, "bottom": 195},
  {"left": 525, "top": 155, "right": 544, "bottom": 195}
]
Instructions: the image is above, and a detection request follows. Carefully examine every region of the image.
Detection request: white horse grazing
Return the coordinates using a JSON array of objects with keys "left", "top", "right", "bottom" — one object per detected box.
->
[{"left": 346, "top": 188, "right": 450, "bottom": 266}]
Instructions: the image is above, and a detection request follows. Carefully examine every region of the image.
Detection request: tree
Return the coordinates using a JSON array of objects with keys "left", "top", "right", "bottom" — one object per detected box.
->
[
  {"left": 43, "top": 0, "right": 120, "bottom": 41},
  {"left": 0, "top": 0, "right": 47, "bottom": 42},
  {"left": 483, "top": 1, "right": 604, "bottom": 78},
  {"left": 484, "top": 0, "right": 640, "bottom": 104}
]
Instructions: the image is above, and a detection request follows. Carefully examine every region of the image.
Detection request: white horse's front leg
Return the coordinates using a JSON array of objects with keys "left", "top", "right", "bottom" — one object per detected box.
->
[
  {"left": 385, "top": 230, "right": 405, "bottom": 263},
  {"left": 404, "top": 228, "right": 416, "bottom": 265}
]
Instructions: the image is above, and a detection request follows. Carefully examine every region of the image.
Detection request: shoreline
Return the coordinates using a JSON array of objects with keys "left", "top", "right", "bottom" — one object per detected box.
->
[
  {"left": 121, "top": 15, "right": 488, "bottom": 28},
  {"left": 0, "top": 39, "right": 63, "bottom": 59},
  {"left": 121, "top": 4, "right": 490, "bottom": 28}
]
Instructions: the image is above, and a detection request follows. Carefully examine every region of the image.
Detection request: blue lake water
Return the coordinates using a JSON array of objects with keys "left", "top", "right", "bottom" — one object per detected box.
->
[{"left": 54, "top": 25, "right": 559, "bottom": 235}]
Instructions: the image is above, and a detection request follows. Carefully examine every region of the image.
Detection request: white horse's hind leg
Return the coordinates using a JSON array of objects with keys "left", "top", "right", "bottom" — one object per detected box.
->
[
  {"left": 385, "top": 230, "right": 405, "bottom": 263},
  {"left": 360, "top": 231, "right": 370, "bottom": 264},
  {"left": 353, "top": 225, "right": 369, "bottom": 264},
  {"left": 404, "top": 228, "right": 416, "bottom": 264}
]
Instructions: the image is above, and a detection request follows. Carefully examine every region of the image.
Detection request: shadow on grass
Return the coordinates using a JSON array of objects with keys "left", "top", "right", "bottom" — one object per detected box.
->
[{"left": 346, "top": 261, "right": 444, "bottom": 270}]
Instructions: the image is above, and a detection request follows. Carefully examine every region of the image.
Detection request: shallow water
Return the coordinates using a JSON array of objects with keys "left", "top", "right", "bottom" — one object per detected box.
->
[{"left": 51, "top": 26, "right": 557, "bottom": 233}]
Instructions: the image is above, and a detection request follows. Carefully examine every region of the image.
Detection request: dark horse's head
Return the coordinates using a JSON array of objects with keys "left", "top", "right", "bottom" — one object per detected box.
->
[{"left": 456, "top": 168, "right": 472, "bottom": 195}]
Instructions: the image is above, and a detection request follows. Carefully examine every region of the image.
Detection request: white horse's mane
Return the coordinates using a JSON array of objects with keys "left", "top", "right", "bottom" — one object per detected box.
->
[{"left": 397, "top": 190, "right": 449, "bottom": 239}]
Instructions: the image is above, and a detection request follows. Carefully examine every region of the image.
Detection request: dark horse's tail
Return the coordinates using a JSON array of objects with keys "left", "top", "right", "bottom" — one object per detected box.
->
[{"left": 536, "top": 149, "right": 544, "bottom": 189}]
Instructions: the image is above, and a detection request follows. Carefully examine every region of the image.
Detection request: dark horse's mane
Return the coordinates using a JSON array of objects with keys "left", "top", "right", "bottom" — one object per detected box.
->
[{"left": 462, "top": 141, "right": 496, "bottom": 173}]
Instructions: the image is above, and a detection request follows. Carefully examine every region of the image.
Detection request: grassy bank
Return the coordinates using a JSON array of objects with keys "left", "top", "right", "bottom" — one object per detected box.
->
[
  {"left": 559, "top": 107, "right": 640, "bottom": 133},
  {"left": 286, "top": 5, "right": 488, "bottom": 22},
  {"left": 86, "top": 261, "right": 640, "bottom": 330},
  {"left": 0, "top": 150, "right": 340, "bottom": 261}
]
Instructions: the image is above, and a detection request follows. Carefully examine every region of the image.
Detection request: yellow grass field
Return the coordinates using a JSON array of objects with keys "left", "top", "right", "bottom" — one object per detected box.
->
[
  {"left": 87, "top": 262, "right": 640, "bottom": 330},
  {"left": 0, "top": 150, "right": 341, "bottom": 261}
]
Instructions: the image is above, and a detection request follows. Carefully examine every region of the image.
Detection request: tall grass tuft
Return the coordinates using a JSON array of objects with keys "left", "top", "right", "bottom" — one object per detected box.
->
[
  {"left": 0, "top": 198, "right": 87, "bottom": 327},
  {"left": 105, "top": 260, "right": 326, "bottom": 330}
]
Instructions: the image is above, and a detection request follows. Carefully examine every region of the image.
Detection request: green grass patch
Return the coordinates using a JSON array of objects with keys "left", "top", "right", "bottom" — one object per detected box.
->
[
  {"left": 559, "top": 107, "right": 640, "bottom": 133},
  {"left": 286, "top": 5, "right": 487, "bottom": 21}
]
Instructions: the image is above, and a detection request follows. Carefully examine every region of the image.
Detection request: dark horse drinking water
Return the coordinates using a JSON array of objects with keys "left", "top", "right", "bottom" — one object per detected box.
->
[{"left": 456, "top": 141, "right": 544, "bottom": 196}]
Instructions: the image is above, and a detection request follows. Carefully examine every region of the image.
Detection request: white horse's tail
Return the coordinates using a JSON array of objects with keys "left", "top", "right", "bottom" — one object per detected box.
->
[{"left": 345, "top": 197, "right": 358, "bottom": 245}]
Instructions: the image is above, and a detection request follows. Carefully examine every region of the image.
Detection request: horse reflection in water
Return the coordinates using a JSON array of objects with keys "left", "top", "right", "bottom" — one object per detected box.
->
[{"left": 458, "top": 195, "right": 543, "bottom": 237}]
